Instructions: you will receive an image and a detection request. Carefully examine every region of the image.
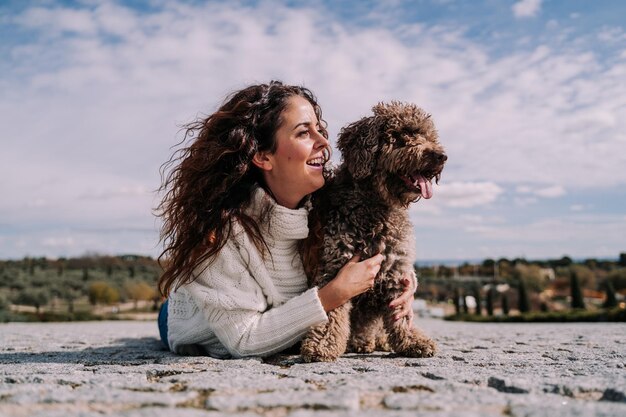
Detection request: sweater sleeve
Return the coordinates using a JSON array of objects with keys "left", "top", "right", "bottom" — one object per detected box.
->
[
  {"left": 186, "top": 239, "right": 328, "bottom": 358},
  {"left": 209, "top": 287, "right": 327, "bottom": 358}
]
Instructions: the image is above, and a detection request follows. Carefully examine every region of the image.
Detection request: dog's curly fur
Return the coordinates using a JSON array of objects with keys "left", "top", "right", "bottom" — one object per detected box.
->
[{"left": 301, "top": 102, "right": 447, "bottom": 362}]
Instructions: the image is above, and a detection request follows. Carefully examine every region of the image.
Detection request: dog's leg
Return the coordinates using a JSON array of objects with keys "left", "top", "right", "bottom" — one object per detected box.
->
[
  {"left": 348, "top": 297, "right": 391, "bottom": 354},
  {"left": 301, "top": 301, "right": 352, "bottom": 362},
  {"left": 348, "top": 315, "right": 391, "bottom": 353},
  {"left": 383, "top": 306, "right": 437, "bottom": 358}
]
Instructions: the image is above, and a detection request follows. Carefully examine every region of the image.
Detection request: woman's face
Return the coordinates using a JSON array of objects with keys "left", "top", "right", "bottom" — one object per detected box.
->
[{"left": 256, "top": 95, "right": 329, "bottom": 209}]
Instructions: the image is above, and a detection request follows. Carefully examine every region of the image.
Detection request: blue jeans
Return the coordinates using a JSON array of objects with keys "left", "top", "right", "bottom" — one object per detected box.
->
[{"left": 158, "top": 300, "right": 169, "bottom": 349}]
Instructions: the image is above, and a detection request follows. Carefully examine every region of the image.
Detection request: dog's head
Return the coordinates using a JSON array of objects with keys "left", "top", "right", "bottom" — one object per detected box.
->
[{"left": 337, "top": 101, "right": 446, "bottom": 206}]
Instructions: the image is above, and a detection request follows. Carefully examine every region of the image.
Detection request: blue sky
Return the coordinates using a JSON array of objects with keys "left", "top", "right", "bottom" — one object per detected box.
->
[{"left": 1, "top": 0, "right": 625, "bottom": 262}]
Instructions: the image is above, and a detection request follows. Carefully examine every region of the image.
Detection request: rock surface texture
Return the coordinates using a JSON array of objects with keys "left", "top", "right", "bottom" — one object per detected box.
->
[{"left": 0, "top": 319, "right": 624, "bottom": 417}]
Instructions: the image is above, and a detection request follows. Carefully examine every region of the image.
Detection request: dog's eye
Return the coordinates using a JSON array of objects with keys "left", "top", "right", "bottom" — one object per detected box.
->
[{"left": 391, "top": 134, "right": 406, "bottom": 147}]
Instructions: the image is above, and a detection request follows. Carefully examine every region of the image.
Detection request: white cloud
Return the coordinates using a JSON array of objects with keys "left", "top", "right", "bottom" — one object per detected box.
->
[
  {"left": 534, "top": 185, "right": 566, "bottom": 198},
  {"left": 512, "top": 0, "right": 542, "bottom": 18},
  {"left": 516, "top": 185, "right": 566, "bottom": 198},
  {"left": 435, "top": 182, "right": 504, "bottom": 208},
  {"left": 514, "top": 197, "right": 538, "bottom": 206},
  {"left": 598, "top": 26, "right": 626, "bottom": 43}
]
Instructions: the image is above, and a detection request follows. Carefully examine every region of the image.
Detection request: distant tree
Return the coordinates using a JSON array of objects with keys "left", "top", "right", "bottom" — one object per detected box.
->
[
  {"left": 570, "top": 271, "right": 585, "bottom": 309},
  {"left": 603, "top": 280, "right": 618, "bottom": 309},
  {"left": 439, "top": 265, "right": 454, "bottom": 278},
  {"left": 453, "top": 287, "right": 461, "bottom": 315},
  {"left": 22, "top": 257, "right": 30, "bottom": 272},
  {"left": 462, "top": 290, "right": 469, "bottom": 314},
  {"left": 0, "top": 294, "right": 8, "bottom": 311},
  {"left": 59, "top": 286, "right": 80, "bottom": 313},
  {"left": 88, "top": 281, "right": 120, "bottom": 305},
  {"left": 607, "top": 269, "right": 626, "bottom": 290},
  {"left": 128, "top": 266, "right": 135, "bottom": 278},
  {"left": 518, "top": 279, "right": 530, "bottom": 313},
  {"left": 619, "top": 253, "right": 626, "bottom": 267},
  {"left": 486, "top": 287, "right": 495, "bottom": 316},
  {"left": 0, "top": 273, "right": 12, "bottom": 288},
  {"left": 515, "top": 264, "right": 548, "bottom": 292},
  {"left": 9, "top": 280, "right": 25, "bottom": 291},
  {"left": 569, "top": 265, "right": 596, "bottom": 289},
  {"left": 540, "top": 302, "right": 549, "bottom": 312},
  {"left": 501, "top": 293, "right": 510, "bottom": 316},
  {"left": 496, "top": 259, "right": 515, "bottom": 280},
  {"left": 584, "top": 258, "right": 598, "bottom": 269},
  {"left": 124, "top": 281, "right": 157, "bottom": 309},
  {"left": 482, "top": 259, "right": 495, "bottom": 268},
  {"left": 553, "top": 256, "right": 573, "bottom": 268},
  {"left": 13, "top": 288, "right": 50, "bottom": 313},
  {"left": 82, "top": 268, "right": 90, "bottom": 282}
]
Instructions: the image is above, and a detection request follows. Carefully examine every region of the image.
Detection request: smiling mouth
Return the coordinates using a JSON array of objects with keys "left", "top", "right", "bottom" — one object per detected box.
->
[{"left": 306, "top": 156, "right": 326, "bottom": 167}]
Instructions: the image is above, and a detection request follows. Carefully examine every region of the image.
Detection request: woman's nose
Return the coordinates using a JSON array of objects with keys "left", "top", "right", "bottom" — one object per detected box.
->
[{"left": 315, "top": 131, "right": 330, "bottom": 148}]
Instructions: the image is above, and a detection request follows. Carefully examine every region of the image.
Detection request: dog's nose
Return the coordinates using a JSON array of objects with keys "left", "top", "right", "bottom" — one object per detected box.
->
[{"left": 436, "top": 153, "right": 447, "bottom": 163}]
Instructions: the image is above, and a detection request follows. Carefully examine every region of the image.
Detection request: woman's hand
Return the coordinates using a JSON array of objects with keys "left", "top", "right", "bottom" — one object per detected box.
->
[
  {"left": 318, "top": 253, "right": 384, "bottom": 312},
  {"left": 388, "top": 273, "right": 416, "bottom": 325}
]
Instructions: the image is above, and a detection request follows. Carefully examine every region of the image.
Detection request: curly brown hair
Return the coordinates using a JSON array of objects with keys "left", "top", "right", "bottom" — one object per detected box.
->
[{"left": 156, "top": 81, "right": 329, "bottom": 297}]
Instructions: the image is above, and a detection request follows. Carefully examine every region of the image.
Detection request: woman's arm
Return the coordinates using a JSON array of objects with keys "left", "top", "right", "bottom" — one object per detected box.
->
[
  {"left": 207, "top": 286, "right": 328, "bottom": 358},
  {"left": 203, "top": 255, "right": 385, "bottom": 357}
]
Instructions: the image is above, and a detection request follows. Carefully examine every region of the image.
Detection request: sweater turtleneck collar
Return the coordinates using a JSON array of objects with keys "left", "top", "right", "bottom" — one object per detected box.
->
[{"left": 248, "top": 186, "right": 310, "bottom": 241}]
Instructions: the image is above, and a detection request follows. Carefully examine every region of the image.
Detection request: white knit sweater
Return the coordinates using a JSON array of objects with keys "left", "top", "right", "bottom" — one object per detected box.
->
[{"left": 166, "top": 187, "right": 328, "bottom": 358}]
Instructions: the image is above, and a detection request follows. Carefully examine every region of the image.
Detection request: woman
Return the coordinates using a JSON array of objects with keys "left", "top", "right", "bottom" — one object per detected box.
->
[{"left": 156, "top": 81, "right": 415, "bottom": 358}]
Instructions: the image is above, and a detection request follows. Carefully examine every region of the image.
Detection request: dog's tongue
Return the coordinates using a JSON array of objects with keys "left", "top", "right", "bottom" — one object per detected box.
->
[{"left": 416, "top": 175, "right": 433, "bottom": 199}]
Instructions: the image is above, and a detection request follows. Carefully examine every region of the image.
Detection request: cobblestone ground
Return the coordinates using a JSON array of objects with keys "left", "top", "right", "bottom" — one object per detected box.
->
[{"left": 0, "top": 319, "right": 625, "bottom": 417}]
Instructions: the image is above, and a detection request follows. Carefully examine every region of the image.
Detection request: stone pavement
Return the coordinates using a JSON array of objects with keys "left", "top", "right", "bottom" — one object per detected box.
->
[{"left": 0, "top": 319, "right": 624, "bottom": 417}]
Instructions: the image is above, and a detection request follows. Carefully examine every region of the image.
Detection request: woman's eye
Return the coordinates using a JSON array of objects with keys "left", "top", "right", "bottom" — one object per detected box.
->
[{"left": 298, "top": 130, "right": 310, "bottom": 137}]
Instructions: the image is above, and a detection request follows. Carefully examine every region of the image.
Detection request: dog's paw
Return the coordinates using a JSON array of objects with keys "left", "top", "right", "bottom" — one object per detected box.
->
[
  {"left": 398, "top": 337, "right": 437, "bottom": 358},
  {"left": 301, "top": 340, "right": 341, "bottom": 362},
  {"left": 347, "top": 340, "right": 376, "bottom": 354},
  {"left": 301, "top": 347, "right": 340, "bottom": 363}
]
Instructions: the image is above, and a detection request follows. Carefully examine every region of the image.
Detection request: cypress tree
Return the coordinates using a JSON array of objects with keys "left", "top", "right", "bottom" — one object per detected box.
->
[
  {"left": 486, "top": 287, "right": 495, "bottom": 316},
  {"left": 462, "top": 290, "right": 469, "bottom": 314},
  {"left": 453, "top": 287, "right": 461, "bottom": 315},
  {"left": 570, "top": 271, "right": 585, "bottom": 309},
  {"left": 518, "top": 279, "right": 530, "bottom": 313},
  {"left": 603, "top": 280, "right": 617, "bottom": 309},
  {"left": 501, "top": 293, "right": 510, "bottom": 316}
]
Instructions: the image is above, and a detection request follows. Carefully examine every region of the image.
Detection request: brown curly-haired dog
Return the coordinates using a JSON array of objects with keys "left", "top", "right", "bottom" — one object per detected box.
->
[{"left": 301, "top": 102, "right": 446, "bottom": 362}]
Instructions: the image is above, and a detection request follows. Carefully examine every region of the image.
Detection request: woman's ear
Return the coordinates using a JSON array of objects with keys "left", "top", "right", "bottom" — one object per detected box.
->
[{"left": 252, "top": 152, "right": 273, "bottom": 171}]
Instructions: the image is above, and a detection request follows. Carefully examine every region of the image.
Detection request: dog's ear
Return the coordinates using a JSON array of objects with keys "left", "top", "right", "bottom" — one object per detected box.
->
[{"left": 337, "top": 115, "right": 381, "bottom": 180}]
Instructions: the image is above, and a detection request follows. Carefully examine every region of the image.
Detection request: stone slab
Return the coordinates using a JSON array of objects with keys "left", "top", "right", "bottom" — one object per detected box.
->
[{"left": 0, "top": 319, "right": 625, "bottom": 416}]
